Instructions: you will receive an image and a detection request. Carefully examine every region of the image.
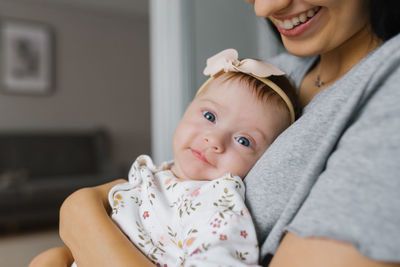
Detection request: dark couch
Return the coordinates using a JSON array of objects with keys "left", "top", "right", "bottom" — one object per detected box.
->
[{"left": 0, "top": 129, "right": 121, "bottom": 230}]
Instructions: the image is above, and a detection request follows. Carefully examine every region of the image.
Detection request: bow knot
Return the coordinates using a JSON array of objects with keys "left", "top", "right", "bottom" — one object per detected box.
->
[
  {"left": 203, "top": 48, "right": 285, "bottom": 78},
  {"left": 223, "top": 59, "right": 239, "bottom": 73}
]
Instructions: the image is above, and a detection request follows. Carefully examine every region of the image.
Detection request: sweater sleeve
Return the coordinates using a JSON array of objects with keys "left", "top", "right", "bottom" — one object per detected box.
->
[{"left": 285, "top": 65, "right": 400, "bottom": 262}]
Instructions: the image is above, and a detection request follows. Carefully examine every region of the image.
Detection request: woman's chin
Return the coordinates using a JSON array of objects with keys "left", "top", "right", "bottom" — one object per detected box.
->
[{"left": 282, "top": 39, "right": 325, "bottom": 57}]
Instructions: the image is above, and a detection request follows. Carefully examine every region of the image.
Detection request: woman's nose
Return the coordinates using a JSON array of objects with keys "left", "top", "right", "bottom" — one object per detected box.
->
[
  {"left": 204, "top": 135, "right": 225, "bottom": 153},
  {"left": 252, "top": 0, "right": 292, "bottom": 18}
]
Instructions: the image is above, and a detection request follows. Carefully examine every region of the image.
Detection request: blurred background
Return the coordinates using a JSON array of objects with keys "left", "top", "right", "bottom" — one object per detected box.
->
[{"left": 0, "top": 0, "right": 281, "bottom": 265}]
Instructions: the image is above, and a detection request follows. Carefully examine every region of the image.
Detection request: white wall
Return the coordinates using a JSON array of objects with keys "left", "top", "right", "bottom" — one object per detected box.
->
[
  {"left": 0, "top": 1, "right": 151, "bottom": 171},
  {"left": 0, "top": 0, "right": 149, "bottom": 18}
]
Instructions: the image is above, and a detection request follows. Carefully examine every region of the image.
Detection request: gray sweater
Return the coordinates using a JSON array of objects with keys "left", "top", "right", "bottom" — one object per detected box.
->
[{"left": 245, "top": 33, "right": 400, "bottom": 264}]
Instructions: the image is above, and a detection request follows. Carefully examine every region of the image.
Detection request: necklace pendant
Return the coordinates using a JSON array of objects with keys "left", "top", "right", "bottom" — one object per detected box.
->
[{"left": 315, "top": 75, "right": 325, "bottom": 87}]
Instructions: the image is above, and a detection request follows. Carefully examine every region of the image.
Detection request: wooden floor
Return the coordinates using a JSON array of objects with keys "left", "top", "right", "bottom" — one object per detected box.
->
[{"left": 0, "top": 227, "right": 63, "bottom": 267}]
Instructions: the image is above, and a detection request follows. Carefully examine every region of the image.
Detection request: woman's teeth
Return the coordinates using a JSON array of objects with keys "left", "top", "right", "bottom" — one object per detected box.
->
[{"left": 275, "top": 7, "right": 321, "bottom": 30}]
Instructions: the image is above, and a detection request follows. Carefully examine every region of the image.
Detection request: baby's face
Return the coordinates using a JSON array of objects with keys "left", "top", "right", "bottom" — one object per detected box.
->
[{"left": 171, "top": 77, "right": 288, "bottom": 181}]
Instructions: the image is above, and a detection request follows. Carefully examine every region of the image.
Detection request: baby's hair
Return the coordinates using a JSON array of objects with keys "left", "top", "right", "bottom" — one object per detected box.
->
[{"left": 197, "top": 72, "right": 299, "bottom": 126}]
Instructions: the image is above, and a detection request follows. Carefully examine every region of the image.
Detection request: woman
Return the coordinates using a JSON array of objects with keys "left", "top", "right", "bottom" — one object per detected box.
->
[
  {"left": 32, "top": 0, "right": 400, "bottom": 266},
  {"left": 244, "top": 0, "right": 400, "bottom": 266}
]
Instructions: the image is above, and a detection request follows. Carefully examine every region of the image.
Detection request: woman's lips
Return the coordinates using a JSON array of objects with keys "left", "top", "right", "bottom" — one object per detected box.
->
[{"left": 273, "top": 7, "right": 322, "bottom": 37}]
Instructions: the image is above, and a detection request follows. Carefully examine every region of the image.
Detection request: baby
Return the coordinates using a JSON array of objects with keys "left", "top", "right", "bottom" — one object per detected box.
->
[
  {"left": 96, "top": 49, "right": 297, "bottom": 267},
  {"left": 32, "top": 48, "right": 297, "bottom": 267}
]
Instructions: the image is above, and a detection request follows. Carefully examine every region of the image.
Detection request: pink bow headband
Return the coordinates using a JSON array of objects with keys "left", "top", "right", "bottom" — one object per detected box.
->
[{"left": 197, "top": 48, "right": 295, "bottom": 124}]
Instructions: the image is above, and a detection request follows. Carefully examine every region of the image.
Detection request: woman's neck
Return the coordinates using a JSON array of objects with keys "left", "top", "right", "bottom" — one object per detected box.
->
[
  {"left": 299, "top": 25, "right": 382, "bottom": 108},
  {"left": 319, "top": 25, "right": 381, "bottom": 86}
]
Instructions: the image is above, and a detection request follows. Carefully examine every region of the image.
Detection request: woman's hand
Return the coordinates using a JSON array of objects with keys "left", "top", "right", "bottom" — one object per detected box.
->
[
  {"left": 29, "top": 246, "right": 73, "bottom": 267},
  {"left": 59, "top": 179, "right": 155, "bottom": 267}
]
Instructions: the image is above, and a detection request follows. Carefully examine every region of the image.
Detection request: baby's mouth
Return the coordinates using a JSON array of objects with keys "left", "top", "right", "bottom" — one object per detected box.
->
[
  {"left": 191, "top": 149, "right": 211, "bottom": 165},
  {"left": 274, "top": 6, "right": 321, "bottom": 30}
]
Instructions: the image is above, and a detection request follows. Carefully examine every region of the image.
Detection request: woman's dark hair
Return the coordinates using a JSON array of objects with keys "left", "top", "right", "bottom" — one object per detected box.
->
[
  {"left": 369, "top": 0, "right": 400, "bottom": 41},
  {"left": 266, "top": 0, "right": 400, "bottom": 42}
]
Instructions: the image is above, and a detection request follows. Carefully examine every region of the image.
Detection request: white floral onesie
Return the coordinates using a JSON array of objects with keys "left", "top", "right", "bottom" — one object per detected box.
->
[{"left": 73, "top": 155, "right": 259, "bottom": 267}]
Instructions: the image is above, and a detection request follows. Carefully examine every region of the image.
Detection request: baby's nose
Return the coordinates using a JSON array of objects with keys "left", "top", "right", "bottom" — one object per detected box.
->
[{"left": 204, "top": 136, "right": 224, "bottom": 153}]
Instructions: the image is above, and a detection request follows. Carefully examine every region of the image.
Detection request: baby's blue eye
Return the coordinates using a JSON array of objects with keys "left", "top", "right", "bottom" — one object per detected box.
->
[
  {"left": 236, "top": 137, "right": 251, "bottom": 147},
  {"left": 203, "top": 111, "right": 216, "bottom": 123}
]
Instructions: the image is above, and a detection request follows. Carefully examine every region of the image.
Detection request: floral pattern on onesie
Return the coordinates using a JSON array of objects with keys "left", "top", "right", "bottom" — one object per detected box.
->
[{"left": 109, "top": 155, "right": 260, "bottom": 267}]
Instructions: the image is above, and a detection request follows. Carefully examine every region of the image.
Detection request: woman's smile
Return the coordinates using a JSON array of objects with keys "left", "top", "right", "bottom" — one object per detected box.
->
[
  {"left": 273, "top": 6, "right": 321, "bottom": 30},
  {"left": 272, "top": 6, "right": 322, "bottom": 37}
]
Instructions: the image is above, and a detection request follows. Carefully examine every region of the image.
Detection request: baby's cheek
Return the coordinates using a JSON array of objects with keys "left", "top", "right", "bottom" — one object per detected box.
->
[{"left": 228, "top": 157, "right": 254, "bottom": 178}]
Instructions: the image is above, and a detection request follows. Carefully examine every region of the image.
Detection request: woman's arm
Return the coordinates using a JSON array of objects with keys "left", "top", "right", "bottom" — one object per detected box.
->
[
  {"left": 270, "top": 232, "right": 400, "bottom": 267},
  {"left": 59, "top": 179, "right": 155, "bottom": 267}
]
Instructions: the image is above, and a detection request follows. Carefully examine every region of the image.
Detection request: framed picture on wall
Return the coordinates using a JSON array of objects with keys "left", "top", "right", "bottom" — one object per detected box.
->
[{"left": 0, "top": 19, "right": 54, "bottom": 95}]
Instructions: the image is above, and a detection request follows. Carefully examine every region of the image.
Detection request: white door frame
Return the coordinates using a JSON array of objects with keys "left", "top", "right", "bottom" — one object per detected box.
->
[{"left": 149, "top": 0, "right": 194, "bottom": 163}]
